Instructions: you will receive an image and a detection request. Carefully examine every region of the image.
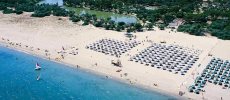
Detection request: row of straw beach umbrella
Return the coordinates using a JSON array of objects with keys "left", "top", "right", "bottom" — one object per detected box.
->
[
  {"left": 130, "top": 43, "right": 200, "bottom": 75},
  {"left": 189, "top": 58, "right": 230, "bottom": 94},
  {"left": 86, "top": 39, "right": 140, "bottom": 57}
]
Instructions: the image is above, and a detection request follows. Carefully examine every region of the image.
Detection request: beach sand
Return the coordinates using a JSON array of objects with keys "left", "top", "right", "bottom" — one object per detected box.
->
[{"left": 0, "top": 12, "right": 230, "bottom": 100}]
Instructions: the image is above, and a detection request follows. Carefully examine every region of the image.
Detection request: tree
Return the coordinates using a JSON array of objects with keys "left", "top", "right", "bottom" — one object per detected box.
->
[
  {"left": 146, "top": 23, "right": 154, "bottom": 30},
  {"left": 115, "top": 25, "right": 122, "bottom": 31},
  {"left": 176, "top": 11, "right": 184, "bottom": 18},
  {"left": 69, "top": 15, "right": 81, "bottom": 22},
  {"left": 159, "top": 24, "right": 166, "bottom": 30},
  {"left": 0, "top": 3, "right": 7, "bottom": 10},
  {"left": 118, "top": 22, "right": 125, "bottom": 26},
  {"left": 134, "top": 23, "right": 143, "bottom": 32},
  {"left": 82, "top": 20, "right": 89, "bottom": 25},
  {"left": 3, "top": 8, "right": 14, "bottom": 14},
  {"left": 15, "top": 10, "right": 23, "bottom": 14},
  {"left": 104, "top": 24, "right": 110, "bottom": 30},
  {"left": 31, "top": 4, "right": 53, "bottom": 17},
  {"left": 178, "top": 23, "right": 204, "bottom": 36},
  {"left": 68, "top": 11, "right": 75, "bottom": 17},
  {"left": 53, "top": 7, "right": 68, "bottom": 17},
  {"left": 94, "top": 20, "right": 104, "bottom": 27},
  {"left": 163, "top": 13, "right": 175, "bottom": 24}
]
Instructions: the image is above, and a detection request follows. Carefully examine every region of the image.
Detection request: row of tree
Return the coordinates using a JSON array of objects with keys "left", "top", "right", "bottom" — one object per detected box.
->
[
  {"left": 0, "top": 1, "right": 69, "bottom": 17},
  {"left": 63, "top": 0, "right": 203, "bottom": 31},
  {"left": 63, "top": 0, "right": 230, "bottom": 40}
]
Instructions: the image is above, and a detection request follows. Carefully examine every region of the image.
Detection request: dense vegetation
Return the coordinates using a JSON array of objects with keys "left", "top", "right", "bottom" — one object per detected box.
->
[
  {"left": 0, "top": 0, "right": 230, "bottom": 40},
  {"left": 0, "top": 0, "right": 69, "bottom": 17},
  {"left": 64, "top": 0, "right": 230, "bottom": 40}
]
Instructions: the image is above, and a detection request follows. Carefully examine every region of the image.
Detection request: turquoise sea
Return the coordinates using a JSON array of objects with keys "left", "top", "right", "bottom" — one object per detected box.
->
[{"left": 0, "top": 46, "right": 177, "bottom": 100}]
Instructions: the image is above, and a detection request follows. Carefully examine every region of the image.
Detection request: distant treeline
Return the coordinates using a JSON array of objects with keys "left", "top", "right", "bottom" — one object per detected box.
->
[
  {"left": 64, "top": 0, "right": 230, "bottom": 40},
  {"left": 0, "top": 0, "right": 40, "bottom": 4},
  {"left": 0, "top": 0, "right": 69, "bottom": 17}
]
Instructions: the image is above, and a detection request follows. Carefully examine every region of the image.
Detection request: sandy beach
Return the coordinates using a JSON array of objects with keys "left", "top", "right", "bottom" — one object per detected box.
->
[{"left": 1, "top": 12, "right": 230, "bottom": 100}]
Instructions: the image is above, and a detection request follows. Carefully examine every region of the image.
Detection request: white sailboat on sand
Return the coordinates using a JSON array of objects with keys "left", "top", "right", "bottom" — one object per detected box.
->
[{"left": 35, "top": 62, "right": 41, "bottom": 70}]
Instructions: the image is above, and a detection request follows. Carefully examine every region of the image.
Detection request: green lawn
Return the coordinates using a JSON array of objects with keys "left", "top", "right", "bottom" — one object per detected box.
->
[{"left": 65, "top": 7, "right": 133, "bottom": 18}]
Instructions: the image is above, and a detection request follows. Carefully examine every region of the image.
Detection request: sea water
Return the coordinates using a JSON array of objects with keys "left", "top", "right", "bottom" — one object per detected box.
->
[{"left": 0, "top": 46, "right": 176, "bottom": 100}]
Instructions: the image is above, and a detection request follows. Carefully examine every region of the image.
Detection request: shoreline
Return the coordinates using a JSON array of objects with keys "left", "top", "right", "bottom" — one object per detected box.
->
[{"left": 0, "top": 42, "right": 181, "bottom": 100}]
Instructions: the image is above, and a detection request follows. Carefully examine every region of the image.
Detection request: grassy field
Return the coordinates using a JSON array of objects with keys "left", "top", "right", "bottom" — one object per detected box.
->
[{"left": 66, "top": 7, "right": 134, "bottom": 19}]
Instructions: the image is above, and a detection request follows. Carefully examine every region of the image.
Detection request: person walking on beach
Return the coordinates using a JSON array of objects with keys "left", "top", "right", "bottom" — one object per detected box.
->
[
  {"left": 61, "top": 54, "right": 64, "bottom": 59},
  {"left": 201, "top": 92, "right": 204, "bottom": 100}
]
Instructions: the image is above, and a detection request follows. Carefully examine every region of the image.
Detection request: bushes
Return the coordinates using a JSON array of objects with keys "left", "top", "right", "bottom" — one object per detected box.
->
[
  {"left": 53, "top": 9, "right": 68, "bottom": 17},
  {"left": 52, "top": 6, "right": 68, "bottom": 17},
  {"left": 32, "top": 4, "right": 53, "bottom": 17},
  {"left": 177, "top": 20, "right": 230, "bottom": 39},
  {"left": 118, "top": 22, "right": 125, "bottom": 26},
  {"left": 134, "top": 23, "right": 143, "bottom": 32},
  {"left": 163, "top": 13, "right": 175, "bottom": 24},
  {"left": 146, "top": 23, "right": 154, "bottom": 30},
  {"left": 31, "top": 10, "right": 51, "bottom": 17},
  {"left": 0, "top": 0, "right": 41, "bottom": 4},
  {"left": 0, "top": 3, "right": 61, "bottom": 17},
  {"left": 159, "top": 24, "right": 166, "bottom": 30},
  {"left": 210, "top": 29, "right": 230, "bottom": 40},
  {"left": 104, "top": 24, "right": 110, "bottom": 30},
  {"left": 178, "top": 23, "right": 204, "bottom": 36},
  {"left": 68, "top": 11, "right": 75, "bottom": 17},
  {"left": 15, "top": 3, "right": 35, "bottom": 12},
  {"left": 15, "top": 10, "right": 23, "bottom": 14},
  {"left": 69, "top": 15, "right": 81, "bottom": 22},
  {"left": 31, "top": 4, "right": 69, "bottom": 17},
  {"left": 0, "top": 3, "right": 7, "bottom": 10},
  {"left": 82, "top": 20, "right": 89, "bottom": 25},
  {"left": 208, "top": 20, "right": 229, "bottom": 30},
  {"left": 3, "top": 8, "right": 14, "bottom": 14},
  {"left": 94, "top": 21, "right": 104, "bottom": 27},
  {"left": 207, "top": 20, "right": 230, "bottom": 40},
  {"left": 115, "top": 25, "right": 122, "bottom": 31}
]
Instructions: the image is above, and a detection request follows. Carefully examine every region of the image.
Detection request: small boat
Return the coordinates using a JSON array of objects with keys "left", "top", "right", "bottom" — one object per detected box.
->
[{"left": 35, "top": 63, "right": 41, "bottom": 70}]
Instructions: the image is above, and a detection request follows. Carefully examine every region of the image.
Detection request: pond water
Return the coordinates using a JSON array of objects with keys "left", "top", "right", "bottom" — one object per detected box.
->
[
  {"left": 110, "top": 16, "right": 137, "bottom": 24},
  {"left": 68, "top": 7, "right": 138, "bottom": 24},
  {"left": 0, "top": 46, "right": 177, "bottom": 100},
  {"left": 39, "top": 0, "right": 63, "bottom": 6}
]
